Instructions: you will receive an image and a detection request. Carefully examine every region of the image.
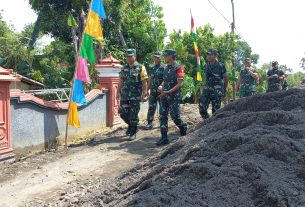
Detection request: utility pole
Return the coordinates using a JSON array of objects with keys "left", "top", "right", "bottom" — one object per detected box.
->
[{"left": 231, "top": 0, "right": 236, "bottom": 101}]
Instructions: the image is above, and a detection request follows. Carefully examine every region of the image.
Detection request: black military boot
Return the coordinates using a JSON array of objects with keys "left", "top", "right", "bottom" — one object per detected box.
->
[
  {"left": 128, "top": 126, "right": 137, "bottom": 141},
  {"left": 179, "top": 124, "right": 187, "bottom": 136},
  {"left": 126, "top": 125, "right": 131, "bottom": 136},
  {"left": 156, "top": 131, "right": 169, "bottom": 146},
  {"left": 144, "top": 121, "right": 153, "bottom": 130}
]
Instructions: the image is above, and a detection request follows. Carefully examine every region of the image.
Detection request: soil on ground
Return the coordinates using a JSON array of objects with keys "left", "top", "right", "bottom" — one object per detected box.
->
[
  {"left": 46, "top": 88, "right": 305, "bottom": 207},
  {"left": 0, "top": 104, "right": 201, "bottom": 207}
]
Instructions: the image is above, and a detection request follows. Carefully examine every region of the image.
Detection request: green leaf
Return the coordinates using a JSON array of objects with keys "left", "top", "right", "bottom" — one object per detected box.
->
[{"left": 67, "top": 14, "right": 77, "bottom": 28}]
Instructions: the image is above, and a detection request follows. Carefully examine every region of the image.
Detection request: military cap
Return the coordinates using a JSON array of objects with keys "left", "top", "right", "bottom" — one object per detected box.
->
[
  {"left": 272, "top": 61, "right": 279, "bottom": 67},
  {"left": 154, "top": 51, "right": 162, "bottom": 58},
  {"left": 126, "top": 49, "right": 136, "bottom": 57},
  {"left": 163, "top": 49, "right": 177, "bottom": 56},
  {"left": 207, "top": 48, "right": 218, "bottom": 55},
  {"left": 244, "top": 58, "right": 252, "bottom": 63}
]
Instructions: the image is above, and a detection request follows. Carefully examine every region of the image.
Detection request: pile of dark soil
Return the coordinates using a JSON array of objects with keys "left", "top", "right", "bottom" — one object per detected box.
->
[{"left": 89, "top": 89, "right": 305, "bottom": 207}]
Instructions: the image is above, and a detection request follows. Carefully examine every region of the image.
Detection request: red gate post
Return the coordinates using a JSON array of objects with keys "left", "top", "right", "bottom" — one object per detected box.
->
[
  {"left": 0, "top": 67, "right": 18, "bottom": 160},
  {"left": 95, "top": 54, "right": 123, "bottom": 127}
]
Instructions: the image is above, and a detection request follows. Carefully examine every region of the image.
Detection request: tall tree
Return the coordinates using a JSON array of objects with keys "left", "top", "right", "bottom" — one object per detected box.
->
[{"left": 28, "top": 0, "right": 166, "bottom": 65}]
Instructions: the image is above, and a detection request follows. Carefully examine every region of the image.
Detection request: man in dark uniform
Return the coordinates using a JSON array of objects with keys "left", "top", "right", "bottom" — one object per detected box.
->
[
  {"left": 199, "top": 49, "right": 228, "bottom": 119},
  {"left": 267, "top": 61, "right": 286, "bottom": 92},
  {"left": 156, "top": 49, "right": 187, "bottom": 146},
  {"left": 236, "top": 58, "right": 259, "bottom": 97},
  {"left": 116, "top": 49, "right": 148, "bottom": 141},
  {"left": 144, "top": 51, "right": 165, "bottom": 130}
]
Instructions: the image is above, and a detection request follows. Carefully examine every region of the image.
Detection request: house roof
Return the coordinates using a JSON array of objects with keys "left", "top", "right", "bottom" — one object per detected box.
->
[{"left": 0, "top": 66, "right": 44, "bottom": 87}]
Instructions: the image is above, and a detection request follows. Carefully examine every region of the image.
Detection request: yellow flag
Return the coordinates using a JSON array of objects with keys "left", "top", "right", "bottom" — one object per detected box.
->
[
  {"left": 196, "top": 72, "right": 202, "bottom": 81},
  {"left": 68, "top": 102, "right": 80, "bottom": 128},
  {"left": 85, "top": 11, "right": 103, "bottom": 39}
]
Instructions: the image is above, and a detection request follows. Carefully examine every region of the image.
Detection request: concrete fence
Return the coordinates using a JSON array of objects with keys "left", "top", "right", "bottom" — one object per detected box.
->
[{"left": 9, "top": 89, "right": 149, "bottom": 154}]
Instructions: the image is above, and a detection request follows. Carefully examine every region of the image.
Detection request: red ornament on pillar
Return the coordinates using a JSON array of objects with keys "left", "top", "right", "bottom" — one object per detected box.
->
[
  {"left": 0, "top": 67, "right": 17, "bottom": 159},
  {"left": 95, "top": 54, "right": 122, "bottom": 127}
]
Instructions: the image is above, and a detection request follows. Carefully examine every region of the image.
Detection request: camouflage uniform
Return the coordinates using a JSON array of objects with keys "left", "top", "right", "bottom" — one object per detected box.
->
[
  {"left": 159, "top": 62, "right": 187, "bottom": 134},
  {"left": 147, "top": 63, "right": 165, "bottom": 123},
  {"left": 199, "top": 61, "right": 227, "bottom": 119},
  {"left": 239, "top": 68, "right": 257, "bottom": 97},
  {"left": 267, "top": 69, "right": 285, "bottom": 92},
  {"left": 119, "top": 61, "right": 148, "bottom": 130}
]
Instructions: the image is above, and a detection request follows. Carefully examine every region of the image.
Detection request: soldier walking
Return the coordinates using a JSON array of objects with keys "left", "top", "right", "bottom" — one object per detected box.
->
[
  {"left": 236, "top": 58, "right": 259, "bottom": 98},
  {"left": 116, "top": 49, "right": 148, "bottom": 141},
  {"left": 144, "top": 52, "right": 165, "bottom": 130},
  {"left": 199, "top": 49, "right": 228, "bottom": 119},
  {"left": 267, "top": 61, "right": 286, "bottom": 92},
  {"left": 156, "top": 49, "right": 187, "bottom": 146}
]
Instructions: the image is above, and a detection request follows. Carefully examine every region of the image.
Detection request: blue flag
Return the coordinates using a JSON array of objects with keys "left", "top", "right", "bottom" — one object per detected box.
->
[
  {"left": 72, "top": 79, "right": 87, "bottom": 105},
  {"left": 91, "top": 0, "right": 107, "bottom": 19}
]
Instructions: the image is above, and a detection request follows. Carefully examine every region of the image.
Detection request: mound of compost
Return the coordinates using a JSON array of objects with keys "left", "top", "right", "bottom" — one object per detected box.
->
[{"left": 89, "top": 89, "right": 305, "bottom": 207}]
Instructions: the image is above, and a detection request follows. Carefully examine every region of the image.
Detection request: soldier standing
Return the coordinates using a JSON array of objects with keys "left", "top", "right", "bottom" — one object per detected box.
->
[
  {"left": 156, "top": 49, "right": 187, "bottom": 146},
  {"left": 199, "top": 49, "right": 228, "bottom": 119},
  {"left": 144, "top": 52, "right": 165, "bottom": 130},
  {"left": 116, "top": 49, "right": 148, "bottom": 141},
  {"left": 267, "top": 61, "right": 286, "bottom": 92},
  {"left": 236, "top": 58, "right": 259, "bottom": 97}
]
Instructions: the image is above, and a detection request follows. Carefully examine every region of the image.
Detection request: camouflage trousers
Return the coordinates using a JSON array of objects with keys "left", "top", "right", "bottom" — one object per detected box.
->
[
  {"left": 147, "top": 92, "right": 159, "bottom": 123},
  {"left": 239, "top": 90, "right": 255, "bottom": 98},
  {"left": 159, "top": 95, "right": 186, "bottom": 133},
  {"left": 199, "top": 90, "right": 222, "bottom": 119},
  {"left": 118, "top": 100, "right": 140, "bottom": 127}
]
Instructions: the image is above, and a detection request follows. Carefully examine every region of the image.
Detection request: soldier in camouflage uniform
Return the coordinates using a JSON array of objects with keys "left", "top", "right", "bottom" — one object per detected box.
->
[
  {"left": 156, "top": 49, "right": 187, "bottom": 146},
  {"left": 117, "top": 49, "right": 148, "bottom": 141},
  {"left": 199, "top": 49, "right": 229, "bottom": 119},
  {"left": 236, "top": 58, "right": 259, "bottom": 97},
  {"left": 267, "top": 61, "right": 286, "bottom": 92},
  {"left": 144, "top": 52, "right": 165, "bottom": 130}
]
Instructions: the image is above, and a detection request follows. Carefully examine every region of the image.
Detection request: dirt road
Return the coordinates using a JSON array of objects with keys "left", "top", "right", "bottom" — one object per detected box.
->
[{"left": 0, "top": 104, "right": 201, "bottom": 207}]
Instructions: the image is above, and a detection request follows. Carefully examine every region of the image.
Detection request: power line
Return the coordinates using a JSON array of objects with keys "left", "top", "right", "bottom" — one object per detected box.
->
[
  {"left": 207, "top": 0, "right": 244, "bottom": 41},
  {"left": 207, "top": 0, "right": 231, "bottom": 25}
]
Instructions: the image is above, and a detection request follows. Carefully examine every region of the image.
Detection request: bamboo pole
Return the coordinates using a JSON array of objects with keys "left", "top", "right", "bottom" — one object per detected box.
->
[{"left": 64, "top": 0, "right": 94, "bottom": 150}]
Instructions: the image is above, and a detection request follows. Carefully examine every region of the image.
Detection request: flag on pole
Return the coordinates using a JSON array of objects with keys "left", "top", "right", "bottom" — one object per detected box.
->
[
  {"left": 191, "top": 14, "right": 203, "bottom": 81},
  {"left": 68, "top": 0, "right": 107, "bottom": 128},
  {"left": 68, "top": 102, "right": 80, "bottom": 128}
]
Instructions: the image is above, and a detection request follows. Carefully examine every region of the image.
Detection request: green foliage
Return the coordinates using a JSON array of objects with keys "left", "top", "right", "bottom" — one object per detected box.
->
[
  {"left": 181, "top": 74, "right": 195, "bottom": 102},
  {"left": 103, "top": 0, "right": 166, "bottom": 66},
  {"left": 166, "top": 24, "right": 257, "bottom": 103},
  {"left": 300, "top": 55, "right": 305, "bottom": 70},
  {"left": 0, "top": 14, "right": 35, "bottom": 75},
  {"left": 256, "top": 69, "right": 267, "bottom": 93},
  {"left": 286, "top": 72, "right": 305, "bottom": 88}
]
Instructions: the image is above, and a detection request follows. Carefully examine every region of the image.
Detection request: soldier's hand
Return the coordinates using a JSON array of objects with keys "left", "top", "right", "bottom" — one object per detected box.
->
[
  {"left": 141, "top": 94, "right": 148, "bottom": 102},
  {"left": 157, "top": 85, "right": 163, "bottom": 92},
  {"left": 278, "top": 77, "right": 284, "bottom": 80},
  {"left": 158, "top": 91, "right": 169, "bottom": 99}
]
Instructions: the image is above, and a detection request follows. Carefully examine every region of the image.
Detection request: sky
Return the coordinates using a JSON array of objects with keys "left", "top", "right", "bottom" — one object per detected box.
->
[{"left": 1, "top": 0, "right": 305, "bottom": 71}]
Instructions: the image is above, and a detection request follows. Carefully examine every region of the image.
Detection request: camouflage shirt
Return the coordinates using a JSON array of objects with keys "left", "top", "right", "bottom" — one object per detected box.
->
[
  {"left": 267, "top": 69, "right": 285, "bottom": 92},
  {"left": 162, "top": 62, "right": 185, "bottom": 97},
  {"left": 239, "top": 68, "right": 257, "bottom": 92},
  {"left": 149, "top": 64, "right": 165, "bottom": 94},
  {"left": 119, "top": 61, "right": 148, "bottom": 101},
  {"left": 203, "top": 61, "right": 227, "bottom": 96}
]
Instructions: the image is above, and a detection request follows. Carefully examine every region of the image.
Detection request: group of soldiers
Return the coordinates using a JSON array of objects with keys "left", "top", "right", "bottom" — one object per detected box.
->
[{"left": 116, "top": 48, "right": 288, "bottom": 146}]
